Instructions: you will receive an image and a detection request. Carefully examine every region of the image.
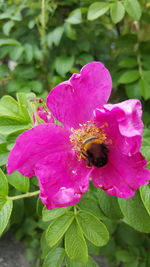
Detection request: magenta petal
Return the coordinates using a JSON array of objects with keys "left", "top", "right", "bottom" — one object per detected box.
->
[
  {"left": 37, "top": 106, "right": 54, "bottom": 123},
  {"left": 94, "top": 99, "right": 143, "bottom": 155},
  {"left": 92, "top": 147, "right": 150, "bottom": 198},
  {"left": 7, "top": 124, "right": 71, "bottom": 177},
  {"left": 47, "top": 61, "right": 112, "bottom": 128},
  {"left": 35, "top": 152, "right": 92, "bottom": 209}
]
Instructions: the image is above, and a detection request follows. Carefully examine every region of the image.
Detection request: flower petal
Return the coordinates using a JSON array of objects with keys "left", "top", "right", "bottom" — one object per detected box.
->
[
  {"left": 47, "top": 61, "right": 112, "bottom": 128},
  {"left": 35, "top": 152, "right": 92, "bottom": 209},
  {"left": 7, "top": 124, "right": 71, "bottom": 177},
  {"left": 92, "top": 147, "right": 150, "bottom": 198},
  {"left": 37, "top": 106, "right": 54, "bottom": 123},
  {"left": 94, "top": 99, "right": 143, "bottom": 155}
]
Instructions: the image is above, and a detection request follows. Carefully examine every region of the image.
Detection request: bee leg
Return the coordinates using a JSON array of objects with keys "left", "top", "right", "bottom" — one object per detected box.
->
[
  {"left": 87, "top": 158, "right": 92, "bottom": 168},
  {"left": 81, "top": 151, "right": 88, "bottom": 158},
  {"left": 81, "top": 151, "right": 92, "bottom": 167}
]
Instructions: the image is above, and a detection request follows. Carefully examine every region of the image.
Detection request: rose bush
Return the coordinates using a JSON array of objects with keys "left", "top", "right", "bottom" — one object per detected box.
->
[{"left": 0, "top": 0, "right": 150, "bottom": 266}]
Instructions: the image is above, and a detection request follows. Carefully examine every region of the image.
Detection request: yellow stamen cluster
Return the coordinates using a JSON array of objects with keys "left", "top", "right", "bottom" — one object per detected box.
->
[{"left": 70, "top": 121, "right": 108, "bottom": 159}]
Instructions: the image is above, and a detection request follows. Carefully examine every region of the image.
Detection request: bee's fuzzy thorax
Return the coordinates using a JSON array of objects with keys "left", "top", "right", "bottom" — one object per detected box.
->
[{"left": 83, "top": 137, "right": 103, "bottom": 152}]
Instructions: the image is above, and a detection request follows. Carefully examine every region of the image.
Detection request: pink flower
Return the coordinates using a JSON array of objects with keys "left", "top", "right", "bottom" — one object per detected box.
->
[
  {"left": 37, "top": 106, "right": 54, "bottom": 123},
  {"left": 33, "top": 106, "right": 54, "bottom": 124},
  {"left": 7, "top": 62, "right": 150, "bottom": 209}
]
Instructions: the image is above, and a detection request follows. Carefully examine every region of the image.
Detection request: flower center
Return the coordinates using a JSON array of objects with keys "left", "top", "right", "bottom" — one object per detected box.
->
[{"left": 70, "top": 121, "right": 109, "bottom": 168}]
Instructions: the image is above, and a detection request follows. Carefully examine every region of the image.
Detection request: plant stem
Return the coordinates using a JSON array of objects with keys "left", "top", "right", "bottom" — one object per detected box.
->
[
  {"left": 134, "top": 21, "right": 143, "bottom": 79},
  {"left": 7, "top": 190, "right": 40, "bottom": 201},
  {"left": 74, "top": 206, "right": 77, "bottom": 215},
  {"left": 41, "top": 0, "right": 46, "bottom": 49},
  {"left": 41, "top": 0, "right": 45, "bottom": 29},
  {"left": 137, "top": 53, "right": 143, "bottom": 79}
]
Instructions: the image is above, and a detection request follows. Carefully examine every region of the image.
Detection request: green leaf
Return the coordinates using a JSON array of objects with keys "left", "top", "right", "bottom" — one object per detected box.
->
[
  {"left": 0, "top": 144, "right": 9, "bottom": 166},
  {"left": 118, "top": 192, "right": 150, "bottom": 233},
  {"left": 0, "top": 200, "right": 13, "bottom": 236},
  {"left": 65, "top": 219, "right": 88, "bottom": 263},
  {"left": 41, "top": 232, "right": 50, "bottom": 259},
  {"left": 86, "top": 239, "right": 100, "bottom": 256},
  {"left": 66, "top": 9, "right": 82, "bottom": 24},
  {"left": 7, "top": 171, "right": 29, "bottom": 193},
  {"left": 36, "top": 197, "right": 43, "bottom": 217},
  {"left": 118, "top": 57, "right": 137, "bottom": 68},
  {"left": 0, "top": 11, "right": 13, "bottom": 20},
  {"left": 142, "top": 71, "right": 150, "bottom": 83},
  {"left": 0, "top": 133, "right": 6, "bottom": 144},
  {"left": 0, "top": 6, "right": 22, "bottom": 21},
  {"left": 53, "top": 26, "right": 64, "bottom": 46},
  {"left": 11, "top": 198, "right": 24, "bottom": 225},
  {"left": 6, "top": 129, "right": 26, "bottom": 147},
  {"left": 142, "top": 128, "right": 150, "bottom": 146},
  {"left": 141, "top": 128, "right": 150, "bottom": 168},
  {"left": 47, "top": 26, "right": 64, "bottom": 47},
  {"left": 0, "top": 95, "right": 19, "bottom": 118},
  {"left": 42, "top": 247, "right": 65, "bottom": 267},
  {"left": 140, "top": 184, "right": 150, "bottom": 215},
  {"left": 0, "top": 38, "right": 20, "bottom": 46},
  {"left": 9, "top": 46, "right": 24, "bottom": 61},
  {"left": 64, "top": 23, "right": 77, "bottom": 40},
  {"left": 77, "top": 211, "right": 109, "bottom": 246},
  {"left": 116, "top": 250, "right": 136, "bottom": 263},
  {"left": 25, "top": 248, "right": 37, "bottom": 261},
  {"left": 55, "top": 56, "right": 74, "bottom": 77},
  {"left": 29, "top": 80, "right": 43, "bottom": 94},
  {"left": 46, "top": 212, "right": 74, "bottom": 247},
  {"left": 0, "top": 65, "right": 9, "bottom": 78},
  {"left": 118, "top": 70, "right": 140, "bottom": 84},
  {"left": 28, "top": 20, "right": 35, "bottom": 29},
  {"left": 0, "top": 169, "right": 8, "bottom": 196},
  {"left": 124, "top": 0, "right": 141, "bottom": 20},
  {"left": 124, "top": 261, "right": 139, "bottom": 267},
  {"left": 116, "top": 33, "right": 137, "bottom": 47},
  {"left": 138, "top": 262, "right": 147, "bottom": 267},
  {"left": 78, "top": 198, "right": 106, "bottom": 220},
  {"left": 16, "top": 93, "right": 32, "bottom": 122},
  {"left": 103, "top": 218, "right": 117, "bottom": 234},
  {"left": 3, "top": 20, "right": 15, "bottom": 36},
  {"left": 0, "top": 116, "right": 30, "bottom": 135},
  {"left": 0, "top": 198, "right": 6, "bottom": 210},
  {"left": 117, "top": 223, "right": 141, "bottom": 246},
  {"left": 85, "top": 256, "right": 99, "bottom": 267},
  {"left": 139, "top": 79, "right": 150, "bottom": 100},
  {"left": 66, "top": 256, "right": 99, "bottom": 267},
  {"left": 98, "top": 190, "right": 123, "bottom": 220},
  {"left": 110, "top": 2, "right": 125, "bottom": 23},
  {"left": 42, "top": 206, "right": 71, "bottom": 221},
  {"left": 24, "top": 43, "right": 33, "bottom": 63},
  {"left": 13, "top": 65, "right": 38, "bottom": 79},
  {"left": 87, "top": 2, "right": 109, "bottom": 21},
  {"left": 125, "top": 81, "right": 141, "bottom": 99},
  {"left": 33, "top": 45, "right": 43, "bottom": 61}
]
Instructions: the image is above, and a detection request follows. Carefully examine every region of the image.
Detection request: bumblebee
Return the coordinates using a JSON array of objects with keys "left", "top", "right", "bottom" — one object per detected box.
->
[{"left": 82, "top": 137, "right": 108, "bottom": 168}]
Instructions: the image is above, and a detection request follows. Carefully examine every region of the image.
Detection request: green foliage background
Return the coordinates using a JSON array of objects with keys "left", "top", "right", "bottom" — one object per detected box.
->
[{"left": 0, "top": 0, "right": 150, "bottom": 266}]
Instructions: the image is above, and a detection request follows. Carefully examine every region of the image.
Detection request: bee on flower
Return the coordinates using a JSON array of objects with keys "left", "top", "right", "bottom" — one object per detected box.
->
[{"left": 7, "top": 62, "right": 150, "bottom": 209}]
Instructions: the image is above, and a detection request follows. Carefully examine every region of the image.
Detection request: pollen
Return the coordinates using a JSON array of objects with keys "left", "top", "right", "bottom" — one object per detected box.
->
[
  {"left": 98, "top": 184, "right": 103, "bottom": 188},
  {"left": 70, "top": 121, "right": 108, "bottom": 160}
]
